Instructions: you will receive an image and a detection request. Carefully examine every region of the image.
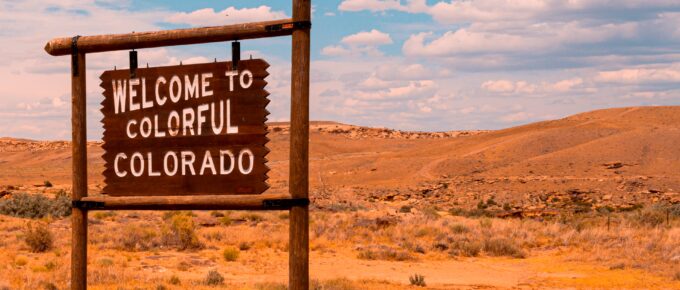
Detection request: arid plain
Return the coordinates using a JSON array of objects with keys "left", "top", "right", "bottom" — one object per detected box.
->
[{"left": 1, "top": 106, "right": 679, "bottom": 289}]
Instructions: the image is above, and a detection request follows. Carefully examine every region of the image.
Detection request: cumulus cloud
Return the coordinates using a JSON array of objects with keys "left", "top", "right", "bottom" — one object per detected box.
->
[
  {"left": 322, "top": 29, "right": 393, "bottom": 57},
  {"left": 481, "top": 78, "right": 584, "bottom": 95},
  {"left": 596, "top": 66, "right": 680, "bottom": 84},
  {"left": 338, "top": 0, "right": 428, "bottom": 13},
  {"left": 342, "top": 29, "right": 393, "bottom": 46},
  {"left": 165, "top": 6, "right": 288, "bottom": 27}
]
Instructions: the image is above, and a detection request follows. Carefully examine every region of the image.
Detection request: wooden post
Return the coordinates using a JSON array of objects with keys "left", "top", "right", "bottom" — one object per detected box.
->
[
  {"left": 289, "top": 0, "right": 311, "bottom": 289},
  {"left": 71, "top": 51, "right": 88, "bottom": 290}
]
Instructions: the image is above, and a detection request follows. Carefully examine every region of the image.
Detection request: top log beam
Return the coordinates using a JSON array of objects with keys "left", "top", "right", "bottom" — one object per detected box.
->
[{"left": 45, "top": 19, "right": 295, "bottom": 56}]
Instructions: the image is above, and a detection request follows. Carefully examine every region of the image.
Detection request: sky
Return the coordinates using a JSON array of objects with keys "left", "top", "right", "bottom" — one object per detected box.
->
[{"left": 1, "top": 0, "right": 679, "bottom": 140}]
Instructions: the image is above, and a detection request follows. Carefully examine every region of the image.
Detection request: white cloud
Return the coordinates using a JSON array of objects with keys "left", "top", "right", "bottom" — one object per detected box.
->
[
  {"left": 501, "top": 111, "right": 532, "bottom": 123},
  {"left": 481, "top": 78, "right": 584, "bottom": 95},
  {"left": 596, "top": 66, "right": 680, "bottom": 84},
  {"left": 338, "top": 0, "right": 428, "bottom": 13},
  {"left": 322, "top": 29, "right": 393, "bottom": 57},
  {"left": 321, "top": 45, "right": 351, "bottom": 56},
  {"left": 165, "top": 6, "right": 288, "bottom": 27},
  {"left": 342, "top": 29, "right": 393, "bottom": 46},
  {"left": 356, "top": 80, "right": 436, "bottom": 100}
]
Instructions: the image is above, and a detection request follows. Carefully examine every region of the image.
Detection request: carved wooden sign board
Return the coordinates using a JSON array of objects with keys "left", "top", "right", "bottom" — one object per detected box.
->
[{"left": 100, "top": 59, "right": 270, "bottom": 196}]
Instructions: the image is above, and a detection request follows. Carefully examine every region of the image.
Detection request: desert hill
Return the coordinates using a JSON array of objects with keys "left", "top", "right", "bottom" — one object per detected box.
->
[{"left": 1, "top": 106, "right": 678, "bottom": 214}]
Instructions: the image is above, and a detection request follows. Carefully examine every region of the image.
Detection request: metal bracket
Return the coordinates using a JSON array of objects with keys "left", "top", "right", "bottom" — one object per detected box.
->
[
  {"left": 129, "top": 50, "right": 138, "bottom": 78},
  {"left": 71, "top": 35, "right": 81, "bottom": 76},
  {"left": 262, "top": 198, "right": 310, "bottom": 210},
  {"left": 265, "top": 21, "right": 312, "bottom": 32},
  {"left": 231, "top": 41, "right": 240, "bottom": 71},
  {"left": 72, "top": 200, "right": 105, "bottom": 209}
]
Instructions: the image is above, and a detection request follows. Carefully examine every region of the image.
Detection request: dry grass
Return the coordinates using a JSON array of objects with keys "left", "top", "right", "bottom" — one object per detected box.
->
[{"left": 0, "top": 204, "right": 678, "bottom": 289}]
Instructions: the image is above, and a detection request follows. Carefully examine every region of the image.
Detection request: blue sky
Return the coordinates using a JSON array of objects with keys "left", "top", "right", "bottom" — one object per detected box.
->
[{"left": 1, "top": 0, "right": 679, "bottom": 140}]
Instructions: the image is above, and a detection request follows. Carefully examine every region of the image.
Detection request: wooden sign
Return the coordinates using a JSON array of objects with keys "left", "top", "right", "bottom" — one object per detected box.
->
[{"left": 100, "top": 59, "right": 270, "bottom": 196}]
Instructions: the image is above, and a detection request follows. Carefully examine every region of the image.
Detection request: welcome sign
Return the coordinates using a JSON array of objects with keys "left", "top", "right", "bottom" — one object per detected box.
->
[{"left": 100, "top": 59, "right": 270, "bottom": 196}]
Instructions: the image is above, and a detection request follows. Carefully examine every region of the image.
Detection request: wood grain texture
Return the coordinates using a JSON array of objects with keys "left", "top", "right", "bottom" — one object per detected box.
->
[
  {"left": 289, "top": 1, "right": 311, "bottom": 289},
  {"left": 100, "top": 59, "right": 270, "bottom": 196},
  {"left": 81, "top": 193, "right": 291, "bottom": 210},
  {"left": 45, "top": 19, "right": 295, "bottom": 56},
  {"left": 71, "top": 52, "right": 88, "bottom": 290}
]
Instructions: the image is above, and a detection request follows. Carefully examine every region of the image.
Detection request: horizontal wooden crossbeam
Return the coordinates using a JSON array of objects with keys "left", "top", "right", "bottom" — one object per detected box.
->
[
  {"left": 44, "top": 19, "right": 297, "bottom": 56},
  {"left": 78, "top": 193, "right": 303, "bottom": 210}
]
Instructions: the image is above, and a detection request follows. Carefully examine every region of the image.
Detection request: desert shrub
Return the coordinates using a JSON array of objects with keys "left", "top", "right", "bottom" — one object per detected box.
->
[
  {"left": 609, "top": 263, "right": 625, "bottom": 270},
  {"left": 24, "top": 222, "right": 53, "bottom": 252},
  {"left": 119, "top": 224, "right": 158, "bottom": 251},
  {"left": 93, "top": 211, "right": 117, "bottom": 220},
  {"left": 241, "top": 213, "right": 264, "bottom": 223},
  {"left": 503, "top": 203, "right": 512, "bottom": 211},
  {"left": 254, "top": 282, "right": 287, "bottom": 290},
  {"left": 42, "top": 282, "right": 58, "bottom": 290},
  {"left": 479, "top": 218, "right": 493, "bottom": 229},
  {"left": 155, "top": 285, "right": 167, "bottom": 290},
  {"left": 357, "top": 245, "right": 413, "bottom": 261},
  {"left": 50, "top": 190, "right": 72, "bottom": 217},
  {"left": 450, "top": 223, "right": 469, "bottom": 234},
  {"left": 483, "top": 238, "right": 526, "bottom": 258},
  {"left": 210, "top": 211, "right": 224, "bottom": 217},
  {"left": 223, "top": 246, "right": 240, "bottom": 261},
  {"left": 399, "top": 205, "right": 412, "bottom": 213},
  {"left": 162, "top": 212, "right": 202, "bottom": 250},
  {"left": 168, "top": 275, "right": 181, "bottom": 285},
  {"left": 43, "top": 181, "right": 53, "bottom": 188},
  {"left": 0, "top": 192, "right": 71, "bottom": 219},
  {"left": 219, "top": 216, "right": 232, "bottom": 226},
  {"left": 673, "top": 271, "right": 680, "bottom": 281},
  {"left": 204, "top": 270, "right": 224, "bottom": 286},
  {"left": 311, "top": 278, "right": 357, "bottom": 290},
  {"left": 422, "top": 207, "right": 440, "bottom": 220},
  {"left": 449, "top": 239, "right": 482, "bottom": 257},
  {"left": 238, "top": 241, "right": 252, "bottom": 251},
  {"left": 409, "top": 273, "right": 426, "bottom": 287},
  {"left": 630, "top": 204, "right": 666, "bottom": 227}
]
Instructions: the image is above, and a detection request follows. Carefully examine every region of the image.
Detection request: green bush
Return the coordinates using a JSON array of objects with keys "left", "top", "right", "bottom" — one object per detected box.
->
[
  {"left": 205, "top": 270, "right": 224, "bottom": 286},
  {"left": 24, "top": 222, "right": 53, "bottom": 253},
  {"left": 223, "top": 246, "right": 240, "bottom": 261},
  {"left": 483, "top": 238, "right": 526, "bottom": 258},
  {"left": 0, "top": 192, "right": 71, "bottom": 219},
  {"left": 409, "top": 273, "right": 426, "bottom": 287},
  {"left": 162, "top": 212, "right": 202, "bottom": 250},
  {"left": 168, "top": 275, "right": 181, "bottom": 285}
]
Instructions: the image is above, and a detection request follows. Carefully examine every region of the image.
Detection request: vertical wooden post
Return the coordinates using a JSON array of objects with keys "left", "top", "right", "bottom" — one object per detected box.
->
[
  {"left": 289, "top": 0, "right": 311, "bottom": 289},
  {"left": 71, "top": 51, "right": 88, "bottom": 290}
]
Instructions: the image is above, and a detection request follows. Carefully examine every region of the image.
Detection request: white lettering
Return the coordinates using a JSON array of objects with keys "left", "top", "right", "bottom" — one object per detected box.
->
[
  {"left": 240, "top": 70, "right": 253, "bottom": 89},
  {"left": 114, "top": 153, "right": 127, "bottom": 177},
  {"left": 139, "top": 117, "right": 152, "bottom": 138},
  {"left": 147, "top": 152, "right": 161, "bottom": 176},
  {"left": 169, "top": 75, "right": 182, "bottom": 103},
  {"left": 126, "top": 119, "right": 138, "bottom": 139},
  {"left": 238, "top": 148, "right": 254, "bottom": 174},
  {"left": 226, "top": 99, "right": 238, "bottom": 134},
  {"left": 164, "top": 151, "right": 178, "bottom": 176},
  {"left": 155, "top": 76, "right": 167, "bottom": 106},
  {"left": 130, "top": 152, "right": 144, "bottom": 177},
  {"left": 220, "top": 150, "right": 235, "bottom": 174},
  {"left": 225, "top": 70, "right": 238, "bottom": 91},
  {"left": 112, "top": 80, "right": 127, "bottom": 114},
  {"left": 201, "top": 73, "right": 213, "bottom": 97},
  {"left": 199, "top": 150, "right": 217, "bottom": 175},
  {"left": 181, "top": 151, "right": 196, "bottom": 175},
  {"left": 182, "top": 108, "right": 195, "bottom": 136},
  {"left": 168, "top": 110, "right": 180, "bottom": 136},
  {"left": 129, "top": 78, "right": 141, "bottom": 111},
  {"left": 184, "top": 74, "right": 199, "bottom": 100}
]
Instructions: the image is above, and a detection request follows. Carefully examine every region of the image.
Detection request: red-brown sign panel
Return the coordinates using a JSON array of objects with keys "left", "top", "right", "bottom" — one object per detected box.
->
[{"left": 100, "top": 59, "right": 270, "bottom": 196}]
